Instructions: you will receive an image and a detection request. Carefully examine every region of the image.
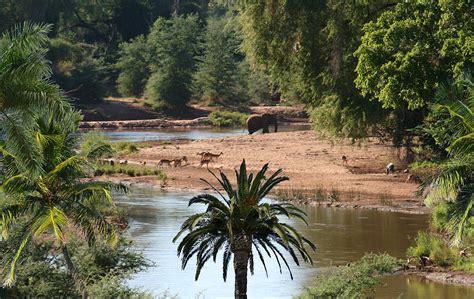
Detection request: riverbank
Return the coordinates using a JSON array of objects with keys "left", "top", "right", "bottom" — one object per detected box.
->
[
  {"left": 103, "top": 130, "right": 430, "bottom": 213},
  {"left": 79, "top": 99, "right": 308, "bottom": 129},
  {"left": 402, "top": 269, "right": 474, "bottom": 288}
]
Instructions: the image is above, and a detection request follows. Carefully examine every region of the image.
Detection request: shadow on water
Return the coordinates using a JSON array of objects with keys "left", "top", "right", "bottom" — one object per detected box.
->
[{"left": 115, "top": 188, "right": 474, "bottom": 298}]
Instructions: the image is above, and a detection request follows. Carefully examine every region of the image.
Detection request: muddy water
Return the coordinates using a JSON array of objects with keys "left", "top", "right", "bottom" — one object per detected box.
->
[
  {"left": 116, "top": 189, "right": 474, "bottom": 298},
  {"left": 82, "top": 124, "right": 311, "bottom": 142}
]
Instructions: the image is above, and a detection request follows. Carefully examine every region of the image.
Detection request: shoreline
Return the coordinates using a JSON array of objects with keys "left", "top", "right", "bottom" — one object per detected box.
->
[
  {"left": 401, "top": 269, "right": 474, "bottom": 288},
  {"left": 95, "top": 175, "right": 429, "bottom": 215}
]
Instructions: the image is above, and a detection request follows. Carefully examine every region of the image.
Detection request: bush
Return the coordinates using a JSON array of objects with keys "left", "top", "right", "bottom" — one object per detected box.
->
[
  {"left": 113, "top": 141, "right": 139, "bottom": 155},
  {"left": 407, "top": 231, "right": 456, "bottom": 267},
  {"left": 0, "top": 224, "right": 149, "bottom": 298},
  {"left": 80, "top": 132, "right": 115, "bottom": 160},
  {"left": 298, "top": 253, "right": 401, "bottom": 298},
  {"left": 208, "top": 111, "right": 248, "bottom": 127}
]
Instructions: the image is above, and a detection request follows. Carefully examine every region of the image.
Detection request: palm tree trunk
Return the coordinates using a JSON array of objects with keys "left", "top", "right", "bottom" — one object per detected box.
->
[
  {"left": 62, "top": 245, "right": 88, "bottom": 298},
  {"left": 232, "top": 234, "right": 251, "bottom": 299}
]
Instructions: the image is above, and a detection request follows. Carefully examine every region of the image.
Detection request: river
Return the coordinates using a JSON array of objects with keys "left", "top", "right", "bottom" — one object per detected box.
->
[
  {"left": 116, "top": 188, "right": 474, "bottom": 298},
  {"left": 81, "top": 124, "right": 312, "bottom": 142}
]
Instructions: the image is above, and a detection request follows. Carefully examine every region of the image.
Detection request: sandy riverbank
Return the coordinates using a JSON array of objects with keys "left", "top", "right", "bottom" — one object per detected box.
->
[{"left": 105, "top": 130, "right": 428, "bottom": 213}]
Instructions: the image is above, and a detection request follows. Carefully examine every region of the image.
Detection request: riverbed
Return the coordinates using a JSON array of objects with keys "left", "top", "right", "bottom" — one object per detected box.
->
[{"left": 116, "top": 189, "right": 474, "bottom": 298}]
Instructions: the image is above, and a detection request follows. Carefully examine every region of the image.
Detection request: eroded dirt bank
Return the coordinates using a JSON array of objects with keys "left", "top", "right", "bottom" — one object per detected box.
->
[{"left": 109, "top": 130, "right": 427, "bottom": 213}]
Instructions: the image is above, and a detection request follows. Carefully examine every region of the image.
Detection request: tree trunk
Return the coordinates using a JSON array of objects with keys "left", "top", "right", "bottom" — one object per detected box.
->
[
  {"left": 62, "top": 245, "right": 88, "bottom": 299},
  {"left": 232, "top": 234, "right": 251, "bottom": 299}
]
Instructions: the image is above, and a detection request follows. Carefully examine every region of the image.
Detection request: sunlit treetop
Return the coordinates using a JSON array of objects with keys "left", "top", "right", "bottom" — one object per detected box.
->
[{"left": 355, "top": 1, "right": 473, "bottom": 110}]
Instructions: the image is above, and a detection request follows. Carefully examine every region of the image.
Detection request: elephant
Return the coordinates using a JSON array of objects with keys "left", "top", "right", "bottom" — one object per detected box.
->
[{"left": 246, "top": 113, "right": 278, "bottom": 134}]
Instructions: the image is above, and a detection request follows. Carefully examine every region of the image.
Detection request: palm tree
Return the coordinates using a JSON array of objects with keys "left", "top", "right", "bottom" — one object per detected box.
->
[
  {"left": 423, "top": 75, "right": 473, "bottom": 246},
  {"left": 0, "top": 22, "right": 70, "bottom": 176},
  {"left": 174, "top": 160, "right": 315, "bottom": 299},
  {"left": 0, "top": 112, "right": 126, "bottom": 292}
]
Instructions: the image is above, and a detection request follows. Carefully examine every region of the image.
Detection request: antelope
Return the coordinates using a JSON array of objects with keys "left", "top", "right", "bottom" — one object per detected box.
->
[
  {"left": 341, "top": 155, "right": 348, "bottom": 165},
  {"left": 158, "top": 159, "right": 172, "bottom": 167},
  {"left": 197, "top": 152, "right": 209, "bottom": 160},
  {"left": 199, "top": 157, "right": 212, "bottom": 168},
  {"left": 203, "top": 152, "right": 223, "bottom": 162},
  {"left": 172, "top": 156, "right": 188, "bottom": 168}
]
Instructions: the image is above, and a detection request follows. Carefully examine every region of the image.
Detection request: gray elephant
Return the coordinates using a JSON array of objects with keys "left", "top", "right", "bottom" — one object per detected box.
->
[{"left": 246, "top": 113, "right": 278, "bottom": 134}]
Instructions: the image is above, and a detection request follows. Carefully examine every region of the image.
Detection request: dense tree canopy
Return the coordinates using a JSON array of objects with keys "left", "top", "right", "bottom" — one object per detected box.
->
[
  {"left": 144, "top": 14, "right": 201, "bottom": 109},
  {"left": 355, "top": 1, "right": 474, "bottom": 110}
]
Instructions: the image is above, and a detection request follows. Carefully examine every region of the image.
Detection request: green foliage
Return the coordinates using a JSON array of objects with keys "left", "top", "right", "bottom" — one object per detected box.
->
[
  {"left": 407, "top": 232, "right": 455, "bottom": 267},
  {"left": 116, "top": 35, "right": 150, "bottom": 97},
  {"left": 420, "top": 75, "right": 474, "bottom": 246},
  {"left": 113, "top": 141, "right": 139, "bottom": 155},
  {"left": 48, "top": 38, "right": 108, "bottom": 103},
  {"left": 407, "top": 231, "right": 473, "bottom": 273},
  {"left": 238, "top": 1, "right": 394, "bottom": 139},
  {"left": 79, "top": 131, "right": 115, "bottom": 160},
  {"left": 298, "top": 253, "right": 401, "bottom": 299},
  {"left": 0, "top": 110, "right": 127, "bottom": 287},
  {"left": 145, "top": 14, "right": 201, "bottom": 110},
  {"left": 94, "top": 164, "right": 167, "bottom": 180},
  {"left": 193, "top": 16, "right": 245, "bottom": 105},
  {"left": 355, "top": 1, "right": 473, "bottom": 110},
  {"left": 0, "top": 229, "right": 150, "bottom": 298},
  {"left": 242, "top": 62, "right": 274, "bottom": 105},
  {"left": 0, "top": 23, "right": 72, "bottom": 175},
  {"left": 207, "top": 110, "right": 248, "bottom": 127},
  {"left": 174, "top": 160, "right": 315, "bottom": 295}
]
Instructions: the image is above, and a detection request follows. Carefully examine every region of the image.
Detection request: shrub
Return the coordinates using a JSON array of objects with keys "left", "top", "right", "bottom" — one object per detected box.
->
[
  {"left": 407, "top": 231, "right": 456, "bottom": 267},
  {"left": 113, "top": 141, "right": 139, "bottom": 155},
  {"left": 80, "top": 132, "right": 115, "bottom": 160},
  {"left": 298, "top": 253, "right": 401, "bottom": 298},
  {"left": 208, "top": 111, "right": 248, "bottom": 127},
  {"left": 94, "top": 164, "right": 167, "bottom": 181}
]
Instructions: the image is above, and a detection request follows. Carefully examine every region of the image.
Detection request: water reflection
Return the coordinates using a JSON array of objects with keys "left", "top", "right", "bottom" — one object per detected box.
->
[{"left": 116, "top": 189, "right": 473, "bottom": 298}]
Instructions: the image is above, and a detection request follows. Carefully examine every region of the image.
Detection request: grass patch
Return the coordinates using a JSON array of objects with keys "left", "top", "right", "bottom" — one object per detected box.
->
[
  {"left": 207, "top": 111, "right": 248, "bottom": 127},
  {"left": 95, "top": 164, "right": 167, "bottom": 181},
  {"left": 328, "top": 186, "right": 340, "bottom": 203},
  {"left": 113, "top": 141, "right": 139, "bottom": 155},
  {"left": 407, "top": 231, "right": 473, "bottom": 272},
  {"left": 298, "top": 253, "right": 401, "bottom": 298},
  {"left": 273, "top": 189, "right": 308, "bottom": 202},
  {"left": 379, "top": 192, "right": 394, "bottom": 206}
]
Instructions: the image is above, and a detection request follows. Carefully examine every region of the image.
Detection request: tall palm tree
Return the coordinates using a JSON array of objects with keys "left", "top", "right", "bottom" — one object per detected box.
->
[
  {"left": 174, "top": 161, "right": 315, "bottom": 299},
  {"left": 0, "top": 112, "right": 126, "bottom": 291},
  {"left": 424, "top": 75, "right": 473, "bottom": 246},
  {"left": 0, "top": 22, "right": 70, "bottom": 176}
]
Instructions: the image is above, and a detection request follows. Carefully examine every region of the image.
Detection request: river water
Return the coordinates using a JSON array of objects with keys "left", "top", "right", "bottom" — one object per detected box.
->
[
  {"left": 81, "top": 124, "right": 312, "bottom": 142},
  {"left": 116, "top": 189, "right": 474, "bottom": 299}
]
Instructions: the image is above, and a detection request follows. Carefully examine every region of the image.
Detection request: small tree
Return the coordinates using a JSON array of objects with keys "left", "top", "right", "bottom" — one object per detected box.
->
[
  {"left": 174, "top": 161, "right": 315, "bottom": 299},
  {"left": 116, "top": 35, "right": 149, "bottom": 97},
  {"left": 145, "top": 14, "right": 200, "bottom": 110}
]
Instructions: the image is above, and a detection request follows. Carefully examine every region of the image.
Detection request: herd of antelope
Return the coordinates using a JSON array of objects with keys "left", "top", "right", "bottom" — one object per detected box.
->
[
  {"left": 157, "top": 151, "right": 223, "bottom": 168},
  {"left": 100, "top": 151, "right": 224, "bottom": 169}
]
